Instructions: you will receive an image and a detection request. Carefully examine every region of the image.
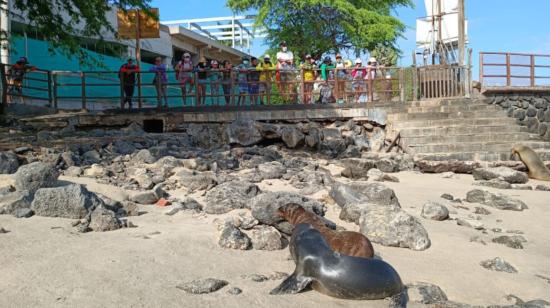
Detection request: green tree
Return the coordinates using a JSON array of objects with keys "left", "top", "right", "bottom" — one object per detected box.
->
[
  {"left": 1, "top": 0, "right": 152, "bottom": 61},
  {"left": 227, "top": 0, "right": 412, "bottom": 59},
  {"left": 370, "top": 44, "right": 400, "bottom": 66}
]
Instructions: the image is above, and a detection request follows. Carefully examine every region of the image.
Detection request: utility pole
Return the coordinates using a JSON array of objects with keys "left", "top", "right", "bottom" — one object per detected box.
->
[
  {"left": 0, "top": 0, "right": 11, "bottom": 64},
  {"left": 436, "top": 0, "right": 446, "bottom": 65},
  {"left": 458, "top": 0, "right": 466, "bottom": 66}
]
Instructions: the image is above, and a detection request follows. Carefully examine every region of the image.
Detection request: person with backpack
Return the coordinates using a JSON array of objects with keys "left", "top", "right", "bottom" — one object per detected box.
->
[
  {"left": 174, "top": 52, "right": 194, "bottom": 105},
  {"left": 118, "top": 58, "right": 139, "bottom": 110}
]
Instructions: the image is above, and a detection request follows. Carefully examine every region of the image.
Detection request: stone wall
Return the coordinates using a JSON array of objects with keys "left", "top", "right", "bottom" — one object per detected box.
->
[{"left": 484, "top": 94, "right": 550, "bottom": 140}]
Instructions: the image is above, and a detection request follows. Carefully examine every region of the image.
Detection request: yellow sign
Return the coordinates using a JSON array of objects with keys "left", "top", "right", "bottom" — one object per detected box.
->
[{"left": 117, "top": 8, "right": 160, "bottom": 39}]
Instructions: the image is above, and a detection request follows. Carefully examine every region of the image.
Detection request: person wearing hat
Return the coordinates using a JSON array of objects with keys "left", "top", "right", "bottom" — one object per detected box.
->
[
  {"left": 364, "top": 57, "right": 378, "bottom": 102},
  {"left": 174, "top": 52, "right": 194, "bottom": 105},
  {"left": 118, "top": 58, "right": 139, "bottom": 110},
  {"left": 7, "top": 56, "right": 36, "bottom": 98},
  {"left": 319, "top": 56, "right": 336, "bottom": 104},
  {"left": 351, "top": 58, "right": 367, "bottom": 103},
  {"left": 334, "top": 53, "right": 348, "bottom": 102},
  {"left": 257, "top": 54, "right": 275, "bottom": 105},
  {"left": 276, "top": 41, "right": 294, "bottom": 102},
  {"left": 301, "top": 54, "right": 317, "bottom": 104},
  {"left": 220, "top": 60, "right": 234, "bottom": 106}
]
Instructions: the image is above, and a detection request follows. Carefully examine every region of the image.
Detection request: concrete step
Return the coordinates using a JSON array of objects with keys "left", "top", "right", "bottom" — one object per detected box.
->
[
  {"left": 389, "top": 110, "right": 508, "bottom": 121},
  {"left": 403, "top": 133, "right": 541, "bottom": 144},
  {"left": 399, "top": 125, "right": 524, "bottom": 137},
  {"left": 387, "top": 104, "right": 503, "bottom": 114},
  {"left": 416, "top": 150, "right": 550, "bottom": 162},
  {"left": 392, "top": 117, "right": 518, "bottom": 129},
  {"left": 411, "top": 141, "right": 550, "bottom": 154}
]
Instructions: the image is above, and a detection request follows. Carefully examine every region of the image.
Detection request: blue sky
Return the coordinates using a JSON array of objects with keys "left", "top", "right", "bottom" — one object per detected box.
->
[{"left": 151, "top": 0, "right": 550, "bottom": 72}]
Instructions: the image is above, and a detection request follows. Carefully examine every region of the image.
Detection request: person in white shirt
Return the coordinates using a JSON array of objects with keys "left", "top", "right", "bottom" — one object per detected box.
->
[
  {"left": 276, "top": 41, "right": 294, "bottom": 102},
  {"left": 364, "top": 57, "right": 378, "bottom": 102}
]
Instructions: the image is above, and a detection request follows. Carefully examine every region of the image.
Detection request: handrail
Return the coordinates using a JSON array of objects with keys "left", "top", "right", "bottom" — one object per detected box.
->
[{"left": 480, "top": 52, "right": 550, "bottom": 88}]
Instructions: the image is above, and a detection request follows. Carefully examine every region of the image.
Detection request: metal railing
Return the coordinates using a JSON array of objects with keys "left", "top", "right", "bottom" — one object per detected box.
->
[
  {"left": 480, "top": 52, "right": 550, "bottom": 88},
  {"left": 0, "top": 63, "right": 471, "bottom": 112}
]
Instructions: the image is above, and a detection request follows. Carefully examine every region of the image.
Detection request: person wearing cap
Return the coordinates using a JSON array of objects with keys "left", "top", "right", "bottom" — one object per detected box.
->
[
  {"left": 351, "top": 58, "right": 367, "bottom": 103},
  {"left": 236, "top": 57, "right": 251, "bottom": 106},
  {"left": 149, "top": 57, "right": 168, "bottom": 109},
  {"left": 118, "top": 58, "right": 139, "bottom": 110},
  {"left": 319, "top": 56, "right": 336, "bottom": 104},
  {"left": 195, "top": 56, "right": 209, "bottom": 106},
  {"left": 209, "top": 59, "right": 222, "bottom": 105},
  {"left": 276, "top": 41, "right": 294, "bottom": 102},
  {"left": 257, "top": 54, "right": 275, "bottom": 105},
  {"left": 320, "top": 56, "right": 334, "bottom": 82},
  {"left": 221, "top": 60, "right": 234, "bottom": 106},
  {"left": 247, "top": 57, "right": 261, "bottom": 105},
  {"left": 174, "top": 52, "right": 194, "bottom": 105},
  {"left": 364, "top": 57, "right": 378, "bottom": 102},
  {"left": 7, "top": 57, "right": 36, "bottom": 98},
  {"left": 300, "top": 54, "right": 317, "bottom": 104}
]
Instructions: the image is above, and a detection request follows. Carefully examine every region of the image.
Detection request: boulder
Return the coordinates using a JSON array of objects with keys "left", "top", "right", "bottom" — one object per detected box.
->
[
  {"left": 281, "top": 127, "right": 305, "bottom": 148},
  {"left": 218, "top": 224, "right": 251, "bottom": 250},
  {"left": 130, "top": 191, "right": 159, "bottom": 205},
  {"left": 466, "top": 189, "right": 528, "bottom": 211},
  {"left": 225, "top": 119, "right": 263, "bottom": 146},
  {"left": 177, "top": 278, "right": 228, "bottom": 294},
  {"left": 14, "top": 208, "right": 34, "bottom": 218},
  {"left": 249, "top": 225, "right": 284, "bottom": 250},
  {"left": 456, "top": 218, "right": 485, "bottom": 230},
  {"left": 65, "top": 166, "right": 83, "bottom": 177},
  {"left": 329, "top": 183, "right": 368, "bottom": 207},
  {"left": 0, "top": 151, "right": 19, "bottom": 174},
  {"left": 0, "top": 190, "right": 33, "bottom": 215},
  {"left": 480, "top": 257, "right": 518, "bottom": 273},
  {"left": 132, "top": 149, "right": 156, "bottom": 164},
  {"left": 405, "top": 282, "right": 448, "bottom": 304},
  {"left": 473, "top": 179, "right": 512, "bottom": 190},
  {"left": 89, "top": 207, "right": 121, "bottom": 232},
  {"left": 31, "top": 184, "right": 104, "bottom": 219},
  {"left": 473, "top": 167, "right": 529, "bottom": 184},
  {"left": 376, "top": 158, "right": 398, "bottom": 173},
  {"left": 340, "top": 158, "right": 376, "bottom": 179},
  {"left": 256, "top": 161, "right": 286, "bottom": 179},
  {"left": 367, "top": 168, "right": 399, "bottom": 182},
  {"left": 359, "top": 206, "right": 431, "bottom": 251},
  {"left": 84, "top": 164, "right": 107, "bottom": 178},
  {"left": 492, "top": 235, "right": 527, "bottom": 249},
  {"left": 13, "top": 162, "right": 59, "bottom": 193},
  {"left": 421, "top": 201, "right": 449, "bottom": 221},
  {"left": 416, "top": 160, "right": 481, "bottom": 174},
  {"left": 258, "top": 123, "right": 282, "bottom": 139},
  {"left": 177, "top": 170, "right": 218, "bottom": 192},
  {"left": 204, "top": 181, "right": 260, "bottom": 214}
]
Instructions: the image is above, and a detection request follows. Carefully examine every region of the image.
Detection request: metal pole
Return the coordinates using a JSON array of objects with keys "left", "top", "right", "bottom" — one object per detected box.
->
[
  {"left": 135, "top": 9, "right": 142, "bottom": 109},
  {"left": 458, "top": 0, "right": 466, "bottom": 66},
  {"left": 530, "top": 55, "right": 535, "bottom": 87},
  {"left": 81, "top": 72, "right": 87, "bottom": 110},
  {"left": 52, "top": 73, "right": 58, "bottom": 110},
  {"left": 231, "top": 15, "right": 236, "bottom": 48},
  {"left": 0, "top": 64, "right": 7, "bottom": 113},
  {"left": 479, "top": 52, "right": 484, "bottom": 88},
  {"left": 506, "top": 53, "right": 511, "bottom": 87},
  {"left": 437, "top": 0, "right": 445, "bottom": 65},
  {"left": 47, "top": 70, "right": 52, "bottom": 107}
]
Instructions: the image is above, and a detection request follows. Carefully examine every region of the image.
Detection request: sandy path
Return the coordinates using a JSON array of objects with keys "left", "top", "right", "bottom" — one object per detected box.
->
[{"left": 1, "top": 172, "right": 549, "bottom": 307}]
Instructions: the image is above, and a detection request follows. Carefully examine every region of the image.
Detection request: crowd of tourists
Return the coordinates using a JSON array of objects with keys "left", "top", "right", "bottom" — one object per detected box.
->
[{"left": 119, "top": 41, "right": 390, "bottom": 109}]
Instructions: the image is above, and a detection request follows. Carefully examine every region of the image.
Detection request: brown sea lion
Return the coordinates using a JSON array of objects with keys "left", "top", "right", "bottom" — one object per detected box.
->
[
  {"left": 511, "top": 145, "right": 550, "bottom": 181},
  {"left": 277, "top": 203, "right": 374, "bottom": 259}
]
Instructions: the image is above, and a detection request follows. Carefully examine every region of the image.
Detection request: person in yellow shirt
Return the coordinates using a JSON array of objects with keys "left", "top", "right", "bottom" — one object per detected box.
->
[
  {"left": 257, "top": 54, "right": 276, "bottom": 105},
  {"left": 301, "top": 54, "right": 317, "bottom": 104}
]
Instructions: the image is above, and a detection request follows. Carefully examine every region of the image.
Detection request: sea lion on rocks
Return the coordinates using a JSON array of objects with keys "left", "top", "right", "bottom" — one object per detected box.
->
[
  {"left": 270, "top": 223, "right": 404, "bottom": 300},
  {"left": 278, "top": 203, "right": 374, "bottom": 258},
  {"left": 511, "top": 145, "right": 550, "bottom": 181}
]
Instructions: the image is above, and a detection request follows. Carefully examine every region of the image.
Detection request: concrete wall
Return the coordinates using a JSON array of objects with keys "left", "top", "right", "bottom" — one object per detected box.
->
[{"left": 484, "top": 93, "right": 550, "bottom": 140}]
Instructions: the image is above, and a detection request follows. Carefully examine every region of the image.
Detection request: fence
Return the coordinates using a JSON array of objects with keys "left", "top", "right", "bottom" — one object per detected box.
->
[
  {"left": 0, "top": 63, "right": 470, "bottom": 112},
  {"left": 480, "top": 52, "right": 550, "bottom": 88}
]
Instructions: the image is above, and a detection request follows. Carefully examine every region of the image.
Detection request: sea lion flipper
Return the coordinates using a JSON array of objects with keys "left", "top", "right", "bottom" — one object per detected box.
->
[{"left": 269, "top": 273, "right": 312, "bottom": 295}]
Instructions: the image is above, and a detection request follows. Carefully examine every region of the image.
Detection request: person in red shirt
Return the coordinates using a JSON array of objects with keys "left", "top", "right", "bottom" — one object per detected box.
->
[
  {"left": 7, "top": 57, "right": 36, "bottom": 97},
  {"left": 118, "top": 58, "right": 139, "bottom": 110}
]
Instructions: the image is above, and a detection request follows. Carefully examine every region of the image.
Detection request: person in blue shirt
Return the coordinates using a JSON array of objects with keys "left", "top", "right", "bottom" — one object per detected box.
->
[{"left": 149, "top": 57, "right": 168, "bottom": 109}]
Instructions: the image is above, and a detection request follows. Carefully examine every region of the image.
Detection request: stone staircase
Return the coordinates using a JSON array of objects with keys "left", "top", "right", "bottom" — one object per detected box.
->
[{"left": 386, "top": 98, "right": 550, "bottom": 161}]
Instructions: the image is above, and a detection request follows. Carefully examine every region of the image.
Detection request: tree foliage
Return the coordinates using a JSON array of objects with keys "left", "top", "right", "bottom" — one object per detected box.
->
[
  {"left": 227, "top": 0, "right": 412, "bottom": 59},
  {"left": 2, "top": 0, "right": 152, "bottom": 62},
  {"left": 370, "top": 43, "right": 400, "bottom": 66}
]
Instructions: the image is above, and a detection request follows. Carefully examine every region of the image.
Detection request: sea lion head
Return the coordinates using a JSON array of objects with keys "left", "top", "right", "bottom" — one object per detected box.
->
[{"left": 511, "top": 144, "right": 525, "bottom": 160}]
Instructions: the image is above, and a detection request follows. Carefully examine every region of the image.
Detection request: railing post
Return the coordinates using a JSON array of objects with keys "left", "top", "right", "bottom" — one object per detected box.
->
[
  {"left": 81, "top": 72, "right": 87, "bottom": 110},
  {"left": 530, "top": 54, "right": 536, "bottom": 87},
  {"left": 466, "top": 48, "right": 473, "bottom": 98},
  {"left": 479, "top": 52, "right": 484, "bottom": 89},
  {"left": 47, "top": 71, "right": 53, "bottom": 107},
  {"left": 300, "top": 67, "right": 305, "bottom": 104},
  {"left": 506, "top": 53, "right": 511, "bottom": 87},
  {"left": 52, "top": 73, "right": 58, "bottom": 110},
  {"left": 194, "top": 71, "right": 199, "bottom": 106},
  {"left": 399, "top": 68, "right": 405, "bottom": 101},
  {"left": 137, "top": 71, "right": 142, "bottom": 109}
]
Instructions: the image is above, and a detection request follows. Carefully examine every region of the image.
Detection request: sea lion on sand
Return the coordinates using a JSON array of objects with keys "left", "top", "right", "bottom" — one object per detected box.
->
[
  {"left": 270, "top": 223, "right": 404, "bottom": 300},
  {"left": 511, "top": 145, "right": 550, "bottom": 181},
  {"left": 278, "top": 203, "right": 374, "bottom": 258}
]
